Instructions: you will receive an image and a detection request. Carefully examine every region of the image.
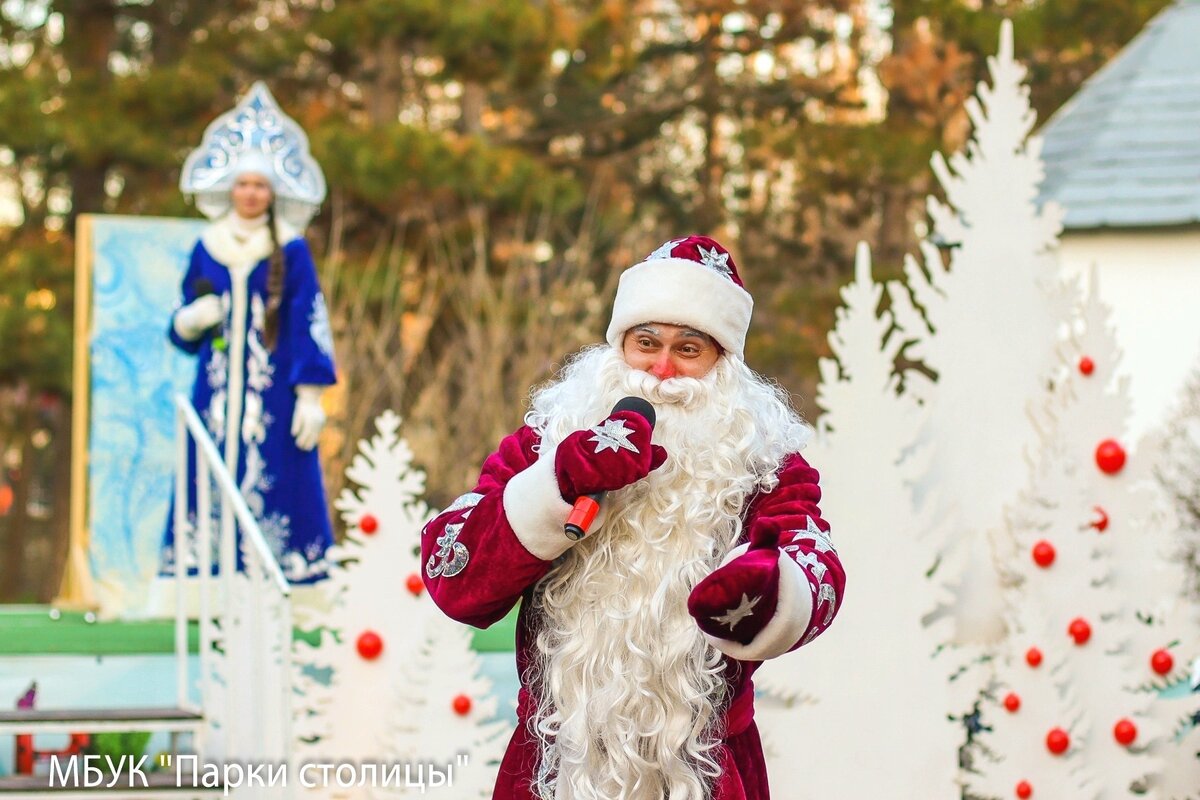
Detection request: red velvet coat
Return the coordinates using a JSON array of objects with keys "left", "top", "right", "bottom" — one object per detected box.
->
[{"left": 421, "top": 425, "right": 845, "bottom": 800}]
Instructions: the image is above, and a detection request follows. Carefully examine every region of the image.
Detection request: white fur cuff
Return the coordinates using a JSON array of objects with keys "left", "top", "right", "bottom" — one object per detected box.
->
[
  {"left": 502, "top": 448, "right": 577, "bottom": 562},
  {"left": 704, "top": 551, "right": 813, "bottom": 662}
]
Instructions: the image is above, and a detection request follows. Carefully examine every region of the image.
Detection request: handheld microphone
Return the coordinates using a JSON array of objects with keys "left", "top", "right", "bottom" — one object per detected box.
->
[{"left": 564, "top": 396, "right": 657, "bottom": 541}]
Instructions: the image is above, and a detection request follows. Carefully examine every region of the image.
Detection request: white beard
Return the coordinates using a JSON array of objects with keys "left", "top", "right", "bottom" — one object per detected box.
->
[{"left": 524, "top": 346, "right": 811, "bottom": 800}]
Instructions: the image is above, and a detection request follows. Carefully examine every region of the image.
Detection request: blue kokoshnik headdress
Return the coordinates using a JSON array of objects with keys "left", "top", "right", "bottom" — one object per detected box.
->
[{"left": 180, "top": 81, "right": 326, "bottom": 229}]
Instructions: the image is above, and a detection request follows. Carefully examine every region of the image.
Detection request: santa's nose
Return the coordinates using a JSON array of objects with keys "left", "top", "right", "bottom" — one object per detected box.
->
[{"left": 649, "top": 355, "right": 677, "bottom": 380}]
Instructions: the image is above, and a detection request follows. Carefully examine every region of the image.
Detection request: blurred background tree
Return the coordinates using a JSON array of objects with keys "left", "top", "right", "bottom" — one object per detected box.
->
[{"left": 0, "top": 0, "right": 1171, "bottom": 601}]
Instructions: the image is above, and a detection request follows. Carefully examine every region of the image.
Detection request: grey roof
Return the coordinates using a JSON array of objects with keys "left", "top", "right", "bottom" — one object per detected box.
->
[{"left": 1038, "top": 0, "right": 1200, "bottom": 230}]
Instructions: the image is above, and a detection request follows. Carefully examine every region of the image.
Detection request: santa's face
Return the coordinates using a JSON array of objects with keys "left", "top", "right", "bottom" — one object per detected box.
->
[{"left": 621, "top": 322, "right": 721, "bottom": 379}]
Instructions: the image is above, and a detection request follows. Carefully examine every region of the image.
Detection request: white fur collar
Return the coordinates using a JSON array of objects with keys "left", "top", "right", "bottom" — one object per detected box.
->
[{"left": 200, "top": 213, "right": 301, "bottom": 275}]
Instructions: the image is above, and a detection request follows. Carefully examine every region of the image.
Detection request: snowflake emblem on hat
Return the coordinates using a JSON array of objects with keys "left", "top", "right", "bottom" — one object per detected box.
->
[
  {"left": 646, "top": 239, "right": 684, "bottom": 260},
  {"left": 696, "top": 244, "right": 733, "bottom": 278},
  {"left": 587, "top": 418, "right": 640, "bottom": 454}
]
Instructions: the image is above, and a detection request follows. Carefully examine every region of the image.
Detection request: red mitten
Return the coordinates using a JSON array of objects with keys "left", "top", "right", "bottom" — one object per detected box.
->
[
  {"left": 688, "top": 522, "right": 782, "bottom": 645},
  {"left": 554, "top": 410, "right": 668, "bottom": 502}
]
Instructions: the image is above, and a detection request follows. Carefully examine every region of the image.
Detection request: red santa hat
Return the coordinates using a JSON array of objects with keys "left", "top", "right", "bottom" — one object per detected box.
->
[{"left": 606, "top": 236, "right": 754, "bottom": 360}]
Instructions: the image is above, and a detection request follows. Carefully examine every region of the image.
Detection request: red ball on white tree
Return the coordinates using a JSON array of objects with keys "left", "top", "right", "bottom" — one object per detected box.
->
[
  {"left": 359, "top": 514, "right": 379, "bottom": 534},
  {"left": 452, "top": 694, "right": 472, "bottom": 716},
  {"left": 1095, "top": 440, "right": 1126, "bottom": 475},
  {"left": 1151, "top": 648, "right": 1174, "bottom": 676},
  {"left": 356, "top": 630, "right": 383, "bottom": 660},
  {"left": 1003, "top": 693, "right": 1021, "bottom": 713},
  {"left": 405, "top": 573, "right": 424, "bottom": 596},
  {"left": 1046, "top": 727, "right": 1070, "bottom": 755},
  {"left": 1113, "top": 718, "right": 1137, "bottom": 746},
  {"left": 1016, "top": 780, "right": 1033, "bottom": 799},
  {"left": 1078, "top": 356, "right": 1095, "bottom": 376},
  {"left": 1032, "top": 541, "right": 1055, "bottom": 568},
  {"left": 1068, "top": 617, "right": 1092, "bottom": 646},
  {"left": 1025, "top": 647, "right": 1043, "bottom": 668}
]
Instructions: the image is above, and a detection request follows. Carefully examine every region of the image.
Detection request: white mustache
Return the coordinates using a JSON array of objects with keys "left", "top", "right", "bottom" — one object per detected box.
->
[{"left": 620, "top": 368, "right": 714, "bottom": 410}]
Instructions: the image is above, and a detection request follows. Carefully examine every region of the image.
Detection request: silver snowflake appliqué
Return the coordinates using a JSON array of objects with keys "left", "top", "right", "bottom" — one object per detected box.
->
[
  {"left": 646, "top": 238, "right": 684, "bottom": 260},
  {"left": 712, "top": 593, "right": 761, "bottom": 631},
  {"left": 587, "top": 418, "right": 640, "bottom": 455},
  {"left": 696, "top": 244, "right": 733, "bottom": 278}
]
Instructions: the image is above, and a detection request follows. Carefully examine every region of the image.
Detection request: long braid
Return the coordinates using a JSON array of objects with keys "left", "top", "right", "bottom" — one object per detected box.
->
[{"left": 264, "top": 203, "right": 285, "bottom": 349}]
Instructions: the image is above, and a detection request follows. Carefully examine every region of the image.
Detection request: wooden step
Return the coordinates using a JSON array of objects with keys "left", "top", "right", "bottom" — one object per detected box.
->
[
  {"left": 0, "top": 708, "right": 203, "bottom": 735},
  {"left": 0, "top": 772, "right": 220, "bottom": 797}
]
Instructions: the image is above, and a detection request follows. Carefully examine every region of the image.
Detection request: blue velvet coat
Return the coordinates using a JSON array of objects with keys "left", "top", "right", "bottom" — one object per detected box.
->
[{"left": 161, "top": 225, "right": 337, "bottom": 583}]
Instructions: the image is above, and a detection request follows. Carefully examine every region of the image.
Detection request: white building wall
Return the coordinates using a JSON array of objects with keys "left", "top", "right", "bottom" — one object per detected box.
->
[{"left": 1057, "top": 229, "right": 1200, "bottom": 438}]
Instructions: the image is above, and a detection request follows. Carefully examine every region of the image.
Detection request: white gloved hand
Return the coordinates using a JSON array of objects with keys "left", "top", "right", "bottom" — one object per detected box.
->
[
  {"left": 291, "top": 385, "right": 326, "bottom": 451},
  {"left": 173, "top": 295, "right": 224, "bottom": 341}
]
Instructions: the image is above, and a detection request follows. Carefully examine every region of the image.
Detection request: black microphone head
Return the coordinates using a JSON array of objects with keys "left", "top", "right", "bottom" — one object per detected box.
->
[
  {"left": 611, "top": 396, "right": 656, "bottom": 428},
  {"left": 194, "top": 278, "right": 215, "bottom": 296}
]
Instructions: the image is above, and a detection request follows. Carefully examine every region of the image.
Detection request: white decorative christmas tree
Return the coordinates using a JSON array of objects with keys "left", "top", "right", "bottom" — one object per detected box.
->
[
  {"left": 755, "top": 244, "right": 967, "bottom": 798},
  {"left": 1125, "top": 436, "right": 1200, "bottom": 795},
  {"left": 293, "top": 410, "right": 516, "bottom": 799},
  {"left": 295, "top": 411, "right": 437, "bottom": 773},
  {"left": 898, "top": 20, "right": 1074, "bottom": 646},
  {"left": 968, "top": 278, "right": 1200, "bottom": 798},
  {"left": 968, "top": 603, "right": 1094, "bottom": 799},
  {"left": 381, "top": 613, "right": 511, "bottom": 798},
  {"left": 1147, "top": 359, "right": 1200, "bottom": 797}
]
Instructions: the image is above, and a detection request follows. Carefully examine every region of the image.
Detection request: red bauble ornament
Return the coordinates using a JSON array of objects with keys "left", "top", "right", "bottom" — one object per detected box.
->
[
  {"left": 1003, "top": 693, "right": 1021, "bottom": 713},
  {"left": 1016, "top": 780, "right": 1033, "bottom": 799},
  {"left": 1025, "top": 647, "right": 1043, "bottom": 668},
  {"left": 1068, "top": 617, "right": 1092, "bottom": 645},
  {"left": 1090, "top": 506, "right": 1110, "bottom": 533},
  {"left": 1046, "top": 727, "right": 1070, "bottom": 755},
  {"left": 1095, "top": 440, "right": 1126, "bottom": 475},
  {"left": 356, "top": 631, "right": 383, "bottom": 660},
  {"left": 452, "top": 694, "right": 472, "bottom": 716},
  {"left": 1032, "top": 541, "right": 1056, "bottom": 568},
  {"left": 1150, "top": 649, "right": 1174, "bottom": 676},
  {"left": 359, "top": 514, "right": 379, "bottom": 534},
  {"left": 405, "top": 573, "right": 424, "bottom": 596},
  {"left": 1113, "top": 718, "right": 1137, "bottom": 746},
  {"left": 1078, "top": 356, "right": 1095, "bottom": 376}
]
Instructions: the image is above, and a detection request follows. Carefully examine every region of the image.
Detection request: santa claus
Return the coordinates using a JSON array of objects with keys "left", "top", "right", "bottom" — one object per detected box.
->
[{"left": 422, "top": 236, "right": 845, "bottom": 800}]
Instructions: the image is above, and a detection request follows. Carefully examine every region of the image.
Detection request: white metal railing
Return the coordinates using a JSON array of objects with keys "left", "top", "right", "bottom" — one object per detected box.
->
[{"left": 173, "top": 393, "right": 293, "bottom": 795}]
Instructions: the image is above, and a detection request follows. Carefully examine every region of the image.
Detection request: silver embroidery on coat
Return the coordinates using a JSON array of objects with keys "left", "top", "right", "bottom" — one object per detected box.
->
[
  {"left": 426, "top": 522, "right": 470, "bottom": 578},
  {"left": 816, "top": 582, "right": 838, "bottom": 626},
  {"left": 443, "top": 492, "right": 484, "bottom": 516}
]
